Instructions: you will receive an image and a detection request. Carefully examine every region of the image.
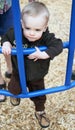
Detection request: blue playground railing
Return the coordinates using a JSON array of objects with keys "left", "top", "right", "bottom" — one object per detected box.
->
[{"left": 0, "top": 0, "right": 75, "bottom": 98}]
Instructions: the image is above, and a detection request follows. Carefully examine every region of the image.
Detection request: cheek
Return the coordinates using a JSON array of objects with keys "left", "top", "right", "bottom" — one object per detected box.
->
[
  {"left": 37, "top": 32, "right": 43, "bottom": 38},
  {"left": 23, "top": 30, "right": 28, "bottom": 37}
]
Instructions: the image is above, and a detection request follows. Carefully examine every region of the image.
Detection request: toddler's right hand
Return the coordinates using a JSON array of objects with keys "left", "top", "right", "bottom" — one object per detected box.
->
[{"left": 2, "top": 42, "right": 12, "bottom": 55}]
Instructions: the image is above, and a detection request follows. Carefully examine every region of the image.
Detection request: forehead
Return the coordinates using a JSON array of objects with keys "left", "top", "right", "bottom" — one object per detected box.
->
[{"left": 22, "top": 15, "right": 46, "bottom": 28}]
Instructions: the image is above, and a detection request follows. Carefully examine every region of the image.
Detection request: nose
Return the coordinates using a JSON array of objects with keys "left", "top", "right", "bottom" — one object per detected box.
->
[{"left": 30, "top": 30, "right": 35, "bottom": 36}]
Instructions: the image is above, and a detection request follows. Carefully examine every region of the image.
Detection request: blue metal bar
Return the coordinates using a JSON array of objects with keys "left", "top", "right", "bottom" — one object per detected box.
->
[
  {"left": 12, "top": 0, "right": 27, "bottom": 94},
  {"left": 0, "top": 81, "right": 75, "bottom": 98},
  {"left": 0, "top": 41, "right": 69, "bottom": 55},
  {"left": 65, "top": 0, "right": 75, "bottom": 85}
]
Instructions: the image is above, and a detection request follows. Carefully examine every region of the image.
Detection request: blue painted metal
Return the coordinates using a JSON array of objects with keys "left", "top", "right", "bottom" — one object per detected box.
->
[
  {"left": 0, "top": 42, "right": 69, "bottom": 55},
  {"left": 11, "top": 0, "right": 27, "bottom": 94},
  {"left": 0, "top": 0, "right": 75, "bottom": 98},
  {"left": 65, "top": 0, "right": 75, "bottom": 85},
  {"left": 0, "top": 81, "right": 75, "bottom": 98}
]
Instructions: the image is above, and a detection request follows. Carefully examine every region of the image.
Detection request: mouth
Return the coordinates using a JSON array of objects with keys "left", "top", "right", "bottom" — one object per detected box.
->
[{"left": 28, "top": 36, "right": 35, "bottom": 38}]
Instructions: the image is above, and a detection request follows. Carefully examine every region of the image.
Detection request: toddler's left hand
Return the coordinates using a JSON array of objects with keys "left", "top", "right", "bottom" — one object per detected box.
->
[{"left": 27, "top": 47, "right": 49, "bottom": 61}]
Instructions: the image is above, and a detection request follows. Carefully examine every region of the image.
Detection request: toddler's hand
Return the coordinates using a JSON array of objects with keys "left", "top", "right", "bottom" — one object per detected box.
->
[
  {"left": 2, "top": 42, "right": 12, "bottom": 55},
  {"left": 27, "top": 46, "right": 49, "bottom": 61}
]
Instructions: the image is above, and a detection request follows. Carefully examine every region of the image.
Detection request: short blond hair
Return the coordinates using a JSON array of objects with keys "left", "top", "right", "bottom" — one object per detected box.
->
[{"left": 21, "top": 1, "right": 50, "bottom": 24}]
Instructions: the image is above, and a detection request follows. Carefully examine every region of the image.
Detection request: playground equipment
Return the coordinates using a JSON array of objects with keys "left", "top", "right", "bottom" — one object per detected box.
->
[{"left": 0, "top": 0, "right": 75, "bottom": 98}]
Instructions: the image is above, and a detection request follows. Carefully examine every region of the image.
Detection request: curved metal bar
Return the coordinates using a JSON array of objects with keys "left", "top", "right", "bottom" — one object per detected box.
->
[
  {"left": 0, "top": 46, "right": 47, "bottom": 55},
  {"left": 0, "top": 81, "right": 75, "bottom": 98},
  {"left": 0, "top": 41, "right": 69, "bottom": 55}
]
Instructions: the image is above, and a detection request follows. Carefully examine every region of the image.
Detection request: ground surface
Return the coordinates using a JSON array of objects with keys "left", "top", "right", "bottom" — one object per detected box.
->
[{"left": 0, "top": 0, "right": 75, "bottom": 130}]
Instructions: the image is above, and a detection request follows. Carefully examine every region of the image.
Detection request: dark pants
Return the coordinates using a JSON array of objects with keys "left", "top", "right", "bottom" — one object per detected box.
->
[
  {"left": 27, "top": 79, "right": 46, "bottom": 111},
  {"left": 8, "top": 70, "right": 46, "bottom": 111}
]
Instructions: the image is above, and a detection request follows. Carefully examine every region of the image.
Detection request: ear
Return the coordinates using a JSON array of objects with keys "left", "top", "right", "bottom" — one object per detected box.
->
[
  {"left": 43, "top": 25, "right": 48, "bottom": 32},
  {"left": 21, "top": 19, "right": 24, "bottom": 29}
]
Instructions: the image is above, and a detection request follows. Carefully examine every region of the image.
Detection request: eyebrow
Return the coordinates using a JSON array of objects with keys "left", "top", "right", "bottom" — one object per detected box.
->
[{"left": 24, "top": 24, "right": 44, "bottom": 30}]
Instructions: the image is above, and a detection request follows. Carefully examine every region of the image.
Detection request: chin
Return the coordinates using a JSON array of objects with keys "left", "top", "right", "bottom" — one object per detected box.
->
[{"left": 28, "top": 38, "right": 36, "bottom": 42}]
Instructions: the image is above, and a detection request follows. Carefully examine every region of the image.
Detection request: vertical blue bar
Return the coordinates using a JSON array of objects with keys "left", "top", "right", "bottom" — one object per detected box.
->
[
  {"left": 65, "top": 0, "right": 75, "bottom": 85},
  {"left": 12, "top": 0, "right": 27, "bottom": 94}
]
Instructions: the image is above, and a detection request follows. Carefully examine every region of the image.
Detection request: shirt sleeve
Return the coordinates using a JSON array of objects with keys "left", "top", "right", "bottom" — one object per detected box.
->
[
  {"left": 1, "top": 28, "right": 15, "bottom": 46},
  {"left": 43, "top": 30, "right": 63, "bottom": 60}
]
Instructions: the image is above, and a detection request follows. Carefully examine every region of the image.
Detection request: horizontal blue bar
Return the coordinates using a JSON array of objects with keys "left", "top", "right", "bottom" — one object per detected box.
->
[
  {"left": 0, "top": 81, "right": 75, "bottom": 98},
  {"left": 0, "top": 41, "right": 69, "bottom": 55}
]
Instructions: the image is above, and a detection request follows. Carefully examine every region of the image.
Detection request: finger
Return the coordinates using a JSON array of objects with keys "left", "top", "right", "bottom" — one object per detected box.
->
[
  {"left": 35, "top": 46, "right": 40, "bottom": 51},
  {"left": 2, "top": 49, "right": 11, "bottom": 55},
  {"left": 27, "top": 55, "right": 34, "bottom": 59},
  {"left": 34, "top": 58, "right": 38, "bottom": 61}
]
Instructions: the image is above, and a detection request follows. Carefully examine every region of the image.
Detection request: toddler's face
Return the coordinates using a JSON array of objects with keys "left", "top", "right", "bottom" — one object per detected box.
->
[{"left": 21, "top": 15, "right": 47, "bottom": 42}]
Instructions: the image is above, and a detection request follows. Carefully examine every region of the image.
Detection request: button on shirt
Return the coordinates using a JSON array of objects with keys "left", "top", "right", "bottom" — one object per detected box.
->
[{"left": 0, "top": 0, "right": 12, "bottom": 14}]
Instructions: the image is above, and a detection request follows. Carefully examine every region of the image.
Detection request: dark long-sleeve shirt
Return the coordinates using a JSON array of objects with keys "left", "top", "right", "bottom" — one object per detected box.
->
[{"left": 1, "top": 28, "right": 63, "bottom": 81}]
